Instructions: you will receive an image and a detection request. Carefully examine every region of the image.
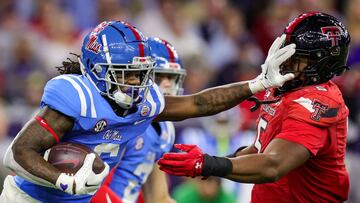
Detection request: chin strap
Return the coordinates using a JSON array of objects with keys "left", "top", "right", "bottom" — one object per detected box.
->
[{"left": 247, "top": 96, "right": 281, "bottom": 112}]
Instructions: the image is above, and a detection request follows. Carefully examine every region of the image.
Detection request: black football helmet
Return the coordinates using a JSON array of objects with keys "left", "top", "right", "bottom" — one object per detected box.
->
[{"left": 279, "top": 12, "right": 350, "bottom": 92}]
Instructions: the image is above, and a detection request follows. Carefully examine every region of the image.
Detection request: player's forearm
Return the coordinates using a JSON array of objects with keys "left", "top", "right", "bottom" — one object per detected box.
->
[
  {"left": 226, "top": 153, "right": 282, "bottom": 183},
  {"left": 193, "top": 82, "right": 252, "bottom": 117},
  {"left": 143, "top": 166, "right": 174, "bottom": 203},
  {"left": 12, "top": 145, "right": 61, "bottom": 184},
  {"left": 227, "top": 145, "right": 257, "bottom": 157},
  {"left": 10, "top": 122, "right": 63, "bottom": 185}
]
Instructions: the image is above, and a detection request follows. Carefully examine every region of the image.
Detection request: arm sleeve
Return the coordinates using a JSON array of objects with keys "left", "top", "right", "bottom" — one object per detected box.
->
[{"left": 276, "top": 118, "right": 327, "bottom": 156}]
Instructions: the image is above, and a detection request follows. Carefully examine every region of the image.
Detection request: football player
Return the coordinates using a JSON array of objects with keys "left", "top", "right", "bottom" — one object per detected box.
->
[
  {"left": 90, "top": 37, "right": 186, "bottom": 203},
  {"left": 158, "top": 12, "right": 351, "bottom": 202},
  {"left": 0, "top": 20, "right": 295, "bottom": 203}
]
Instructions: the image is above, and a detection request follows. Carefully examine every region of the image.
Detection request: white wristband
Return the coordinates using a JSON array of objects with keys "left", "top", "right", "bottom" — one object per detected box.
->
[
  {"left": 56, "top": 173, "right": 75, "bottom": 195},
  {"left": 248, "top": 79, "right": 265, "bottom": 94}
]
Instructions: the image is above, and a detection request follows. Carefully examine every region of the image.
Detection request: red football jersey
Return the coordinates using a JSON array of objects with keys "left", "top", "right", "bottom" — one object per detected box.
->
[{"left": 251, "top": 81, "right": 349, "bottom": 203}]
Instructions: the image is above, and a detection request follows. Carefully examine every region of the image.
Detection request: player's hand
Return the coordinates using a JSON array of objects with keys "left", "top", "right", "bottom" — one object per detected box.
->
[
  {"left": 158, "top": 144, "right": 204, "bottom": 178},
  {"left": 249, "top": 34, "right": 296, "bottom": 94},
  {"left": 56, "top": 153, "right": 110, "bottom": 195}
]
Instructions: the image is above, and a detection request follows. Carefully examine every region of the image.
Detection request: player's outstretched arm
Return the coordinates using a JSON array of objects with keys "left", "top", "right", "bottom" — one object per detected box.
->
[
  {"left": 3, "top": 106, "right": 73, "bottom": 186},
  {"left": 155, "top": 35, "right": 295, "bottom": 122},
  {"left": 158, "top": 139, "right": 310, "bottom": 183}
]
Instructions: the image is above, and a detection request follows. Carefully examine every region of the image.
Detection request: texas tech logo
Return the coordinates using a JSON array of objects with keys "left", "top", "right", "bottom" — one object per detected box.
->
[
  {"left": 94, "top": 119, "right": 107, "bottom": 132},
  {"left": 311, "top": 100, "right": 329, "bottom": 121},
  {"left": 321, "top": 26, "right": 341, "bottom": 46}
]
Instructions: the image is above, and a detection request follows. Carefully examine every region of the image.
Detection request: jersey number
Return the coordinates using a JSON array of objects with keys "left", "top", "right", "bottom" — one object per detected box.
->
[
  {"left": 94, "top": 143, "right": 121, "bottom": 157},
  {"left": 123, "top": 162, "right": 154, "bottom": 202},
  {"left": 255, "top": 117, "right": 268, "bottom": 153}
]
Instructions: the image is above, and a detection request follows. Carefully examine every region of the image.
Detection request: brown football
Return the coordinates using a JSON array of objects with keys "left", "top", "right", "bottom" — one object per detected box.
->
[{"left": 45, "top": 142, "right": 105, "bottom": 175}]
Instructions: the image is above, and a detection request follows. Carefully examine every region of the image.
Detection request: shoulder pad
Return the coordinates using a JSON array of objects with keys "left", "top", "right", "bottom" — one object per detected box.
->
[
  {"left": 285, "top": 90, "right": 346, "bottom": 127},
  {"left": 41, "top": 75, "right": 97, "bottom": 118}
]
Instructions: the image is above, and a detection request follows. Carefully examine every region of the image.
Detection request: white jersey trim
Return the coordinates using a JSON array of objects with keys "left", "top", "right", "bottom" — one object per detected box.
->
[
  {"left": 161, "top": 122, "right": 175, "bottom": 149},
  {"left": 153, "top": 84, "right": 165, "bottom": 113},
  {"left": 55, "top": 75, "right": 87, "bottom": 117},
  {"left": 146, "top": 89, "right": 157, "bottom": 117},
  {"left": 69, "top": 75, "right": 97, "bottom": 118},
  {"left": 293, "top": 97, "right": 315, "bottom": 113}
]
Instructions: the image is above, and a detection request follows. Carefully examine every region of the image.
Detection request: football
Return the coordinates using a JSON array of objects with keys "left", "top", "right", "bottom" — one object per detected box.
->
[{"left": 44, "top": 142, "right": 105, "bottom": 175}]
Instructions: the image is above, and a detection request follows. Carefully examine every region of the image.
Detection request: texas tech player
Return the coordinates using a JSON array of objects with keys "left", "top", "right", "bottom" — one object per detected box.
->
[{"left": 158, "top": 12, "right": 351, "bottom": 202}]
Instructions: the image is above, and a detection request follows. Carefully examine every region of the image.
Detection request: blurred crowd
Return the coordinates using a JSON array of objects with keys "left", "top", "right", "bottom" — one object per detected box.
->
[{"left": 0, "top": 0, "right": 359, "bottom": 202}]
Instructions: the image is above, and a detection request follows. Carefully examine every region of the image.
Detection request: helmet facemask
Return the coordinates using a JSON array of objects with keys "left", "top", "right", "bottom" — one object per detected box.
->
[
  {"left": 155, "top": 64, "right": 186, "bottom": 96},
  {"left": 89, "top": 57, "right": 155, "bottom": 109},
  {"left": 279, "top": 46, "right": 348, "bottom": 92}
]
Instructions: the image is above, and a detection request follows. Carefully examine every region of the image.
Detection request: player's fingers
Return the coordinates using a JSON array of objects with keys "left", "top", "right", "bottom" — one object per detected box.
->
[
  {"left": 269, "top": 34, "right": 286, "bottom": 55},
  {"left": 174, "top": 144, "right": 196, "bottom": 152},
  {"left": 162, "top": 152, "right": 190, "bottom": 160},
  {"left": 281, "top": 73, "right": 295, "bottom": 81},
  {"left": 89, "top": 163, "right": 110, "bottom": 185},
  {"left": 275, "top": 46, "right": 296, "bottom": 64},
  {"left": 77, "top": 153, "right": 96, "bottom": 176},
  {"left": 273, "top": 43, "right": 296, "bottom": 60},
  {"left": 83, "top": 153, "right": 96, "bottom": 166},
  {"left": 98, "top": 162, "right": 110, "bottom": 177},
  {"left": 268, "top": 36, "right": 283, "bottom": 55},
  {"left": 158, "top": 158, "right": 183, "bottom": 168},
  {"left": 159, "top": 167, "right": 187, "bottom": 176}
]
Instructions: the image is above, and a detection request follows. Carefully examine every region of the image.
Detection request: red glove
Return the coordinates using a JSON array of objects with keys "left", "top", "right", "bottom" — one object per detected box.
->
[{"left": 158, "top": 144, "right": 204, "bottom": 178}]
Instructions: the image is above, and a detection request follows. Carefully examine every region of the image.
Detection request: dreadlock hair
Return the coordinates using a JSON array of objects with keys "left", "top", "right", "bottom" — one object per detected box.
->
[{"left": 56, "top": 53, "right": 82, "bottom": 75}]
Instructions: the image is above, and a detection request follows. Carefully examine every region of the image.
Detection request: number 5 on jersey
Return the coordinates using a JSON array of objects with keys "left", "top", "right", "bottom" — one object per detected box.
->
[{"left": 255, "top": 117, "right": 268, "bottom": 153}]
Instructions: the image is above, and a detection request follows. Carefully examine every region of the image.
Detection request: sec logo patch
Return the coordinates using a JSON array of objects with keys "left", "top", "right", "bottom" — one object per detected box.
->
[{"left": 94, "top": 119, "right": 107, "bottom": 132}]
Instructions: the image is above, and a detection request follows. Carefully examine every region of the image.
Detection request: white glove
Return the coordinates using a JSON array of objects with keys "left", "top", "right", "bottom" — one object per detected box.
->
[
  {"left": 249, "top": 34, "right": 296, "bottom": 94},
  {"left": 55, "top": 153, "right": 110, "bottom": 195}
]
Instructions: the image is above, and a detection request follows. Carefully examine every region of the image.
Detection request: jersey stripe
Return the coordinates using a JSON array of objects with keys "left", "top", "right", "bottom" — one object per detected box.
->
[
  {"left": 163, "top": 40, "right": 175, "bottom": 62},
  {"left": 124, "top": 22, "right": 145, "bottom": 57},
  {"left": 153, "top": 84, "right": 165, "bottom": 114},
  {"left": 293, "top": 97, "right": 315, "bottom": 113},
  {"left": 55, "top": 75, "right": 87, "bottom": 117},
  {"left": 146, "top": 89, "right": 157, "bottom": 117},
  {"left": 161, "top": 122, "right": 175, "bottom": 150},
  {"left": 69, "top": 76, "right": 97, "bottom": 118}
]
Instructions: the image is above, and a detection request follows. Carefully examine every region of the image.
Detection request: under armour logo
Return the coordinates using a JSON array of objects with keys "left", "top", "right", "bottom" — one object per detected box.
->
[{"left": 195, "top": 162, "right": 202, "bottom": 169}]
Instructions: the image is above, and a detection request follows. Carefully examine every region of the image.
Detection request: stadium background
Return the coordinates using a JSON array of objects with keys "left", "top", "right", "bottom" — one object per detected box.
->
[{"left": 0, "top": 0, "right": 359, "bottom": 202}]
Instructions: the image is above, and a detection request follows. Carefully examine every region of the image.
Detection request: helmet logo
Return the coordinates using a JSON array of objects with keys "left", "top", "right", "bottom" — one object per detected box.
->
[
  {"left": 86, "top": 21, "right": 111, "bottom": 54},
  {"left": 321, "top": 26, "right": 341, "bottom": 47},
  {"left": 86, "top": 35, "right": 102, "bottom": 54}
]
